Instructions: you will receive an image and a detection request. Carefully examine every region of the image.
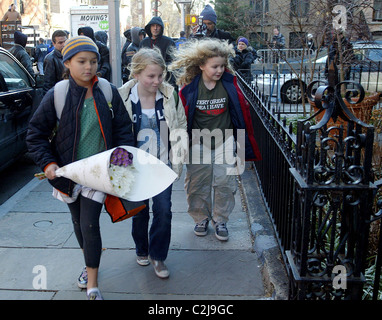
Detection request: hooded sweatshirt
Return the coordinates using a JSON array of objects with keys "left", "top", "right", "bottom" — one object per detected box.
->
[
  {"left": 122, "top": 27, "right": 144, "bottom": 70},
  {"left": 139, "top": 16, "right": 175, "bottom": 65}
]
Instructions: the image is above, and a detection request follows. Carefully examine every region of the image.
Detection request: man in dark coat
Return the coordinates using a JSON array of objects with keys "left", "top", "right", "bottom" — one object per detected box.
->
[
  {"left": 43, "top": 30, "right": 67, "bottom": 94},
  {"left": 139, "top": 16, "right": 175, "bottom": 65},
  {"left": 192, "top": 4, "right": 234, "bottom": 44},
  {"left": 78, "top": 26, "right": 111, "bottom": 81},
  {"left": 9, "top": 31, "right": 35, "bottom": 76}
]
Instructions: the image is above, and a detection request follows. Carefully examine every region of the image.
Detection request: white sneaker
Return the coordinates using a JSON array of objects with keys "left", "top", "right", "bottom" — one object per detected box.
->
[
  {"left": 149, "top": 257, "right": 170, "bottom": 278},
  {"left": 136, "top": 256, "right": 150, "bottom": 266}
]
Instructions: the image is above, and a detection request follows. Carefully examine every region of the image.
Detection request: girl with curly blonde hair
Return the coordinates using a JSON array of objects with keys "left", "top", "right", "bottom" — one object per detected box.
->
[
  {"left": 169, "top": 38, "right": 261, "bottom": 241},
  {"left": 169, "top": 38, "right": 235, "bottom": 86}
]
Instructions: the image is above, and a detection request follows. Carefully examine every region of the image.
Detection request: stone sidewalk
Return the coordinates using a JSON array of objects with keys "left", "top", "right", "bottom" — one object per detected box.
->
[{"left": 0, "top": 164, "right": 288, "bottom": 300}]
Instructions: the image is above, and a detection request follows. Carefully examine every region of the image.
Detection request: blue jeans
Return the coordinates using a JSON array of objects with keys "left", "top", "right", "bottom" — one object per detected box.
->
[{"left": 131, "top": 184, "right": 172, "bottom": 261}]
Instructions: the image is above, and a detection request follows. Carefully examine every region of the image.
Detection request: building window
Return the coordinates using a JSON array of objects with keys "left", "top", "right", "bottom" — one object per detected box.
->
[
  {"left": 252, "top": 0, "right": 269, "bottom": 19},
  {"left": 374, "top": 0, "right": 382, "bottom": 21},
  {"left": 290, "top": 0, "right": 310, "bottom": 18}
]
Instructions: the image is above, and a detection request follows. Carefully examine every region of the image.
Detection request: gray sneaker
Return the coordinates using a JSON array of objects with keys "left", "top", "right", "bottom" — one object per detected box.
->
[
  {"left": 214, "top": 221, "right": 229, "bottom": 241},
  {"left": 194, "top": 219, "right": 209, "bottom": 236}
]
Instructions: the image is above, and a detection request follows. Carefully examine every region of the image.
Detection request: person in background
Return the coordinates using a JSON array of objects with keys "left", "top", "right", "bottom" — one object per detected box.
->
[
  {"left": 121, "top": 29, "right": 132, "bottom": 83},
  {"left": 192, "top": 4, "right": 234, "bottom": 44},
  {"left": 34, "top": 38, "right": 48, "bottom": 75},
  {"left": 121, "top": 27, "right": 145, "bottom": 83},
  {"left": 95, "top": 31, "right": 108, "bottom": 46},
  {"left": 140, "top": 16, "right": 175, "bottom": 65},
  {"left": 271, "top": 27, "right": 285, "bottom": 49},
  {"left": 78, "top": 26, "right": 111, "bottom": 81},
  {"left": 175, "top": 31, "right": 187, "bottom": 50},
  {"left": 2, "top": 4, "right": 21, "bottom": 22},
  {"left": 230, "top": 37, "right": 255, "bottom": 81},
  {"left": 9, "top": 31, "right": 34, "bottom": 76},
  {"left": 43, "top": 30, "right": 67, "bottom": 94},
  {"left": 306, "top": 33, "right": 316, "bottom": 53},
  {"left": 140, "top": 16, "right": 176, "bottom": 86}
]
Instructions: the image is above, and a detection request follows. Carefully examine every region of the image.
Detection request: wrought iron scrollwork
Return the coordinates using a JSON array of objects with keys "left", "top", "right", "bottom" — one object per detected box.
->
[{"left": 306, "top": 61, "right": 371, "bottom": 130}]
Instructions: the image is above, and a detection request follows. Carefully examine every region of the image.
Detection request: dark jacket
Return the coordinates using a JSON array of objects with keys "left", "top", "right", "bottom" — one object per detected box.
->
[
  {"left": 78, "top": 27, "right": 111, "bottom": 81},
  {"left": 9, "top": 44, "right": 34, "bottom": 76},
  {"left": 122, "top": 27, "right": 145, "bottom": 82},
  {"left": 231, "top": 48, "right": 255, "bottom": 71},
  {"left": 43, "top": 48, "right": 65, "bottom": 94},
  {"left": 26, "top": 76, "right": 134, "bottom": 196},
  {"left": 272, "top": 33, "right": 286, "bottom": 49},
  {"left": 207, "top": 28, "right": 234, "bottom": 44},
  {"left": 140, "top": 16, "right": 175, "bottom": 65},
  {"left": 95, "top": 31, "right": 108, "bottom": 45},
  {"left": 178, "top": 72, "right": 261, "bottom": 161},
  {"left": 35, "top": 43, "right": 49, "bottom": 62}
]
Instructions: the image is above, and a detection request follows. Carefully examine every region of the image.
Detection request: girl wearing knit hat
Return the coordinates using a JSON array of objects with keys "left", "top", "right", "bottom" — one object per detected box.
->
[
  {"left": 26, "top": 36, "right": 134, "bottom": 300},
  {"left": 230, "top": 37, "right": 256, "bottom": 81}
]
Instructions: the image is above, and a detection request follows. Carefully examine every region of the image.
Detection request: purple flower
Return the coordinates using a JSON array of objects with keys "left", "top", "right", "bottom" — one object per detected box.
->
[{"left": 110, "top": 148, "right": 133, "bottom": 167}]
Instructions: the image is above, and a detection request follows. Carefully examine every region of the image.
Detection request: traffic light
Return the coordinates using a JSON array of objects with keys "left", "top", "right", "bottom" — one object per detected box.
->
[{"left": 186, "top": 14, "right": 198, "bottom": 26}]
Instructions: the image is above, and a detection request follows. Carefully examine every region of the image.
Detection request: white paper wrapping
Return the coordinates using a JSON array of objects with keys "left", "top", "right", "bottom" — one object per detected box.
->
[{"left": 55, "top": 146, "right": 177, "bottom": 201}]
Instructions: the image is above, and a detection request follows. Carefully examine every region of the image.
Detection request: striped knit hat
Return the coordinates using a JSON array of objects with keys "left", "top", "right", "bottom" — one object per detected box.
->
[{"left": 62, "top": 36, "right": 100, "bottom": 62}]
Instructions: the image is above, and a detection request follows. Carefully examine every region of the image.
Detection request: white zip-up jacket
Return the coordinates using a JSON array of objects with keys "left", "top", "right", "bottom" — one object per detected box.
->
[{"left": 118, "top": 79, "right": 188, "bottom": 178}]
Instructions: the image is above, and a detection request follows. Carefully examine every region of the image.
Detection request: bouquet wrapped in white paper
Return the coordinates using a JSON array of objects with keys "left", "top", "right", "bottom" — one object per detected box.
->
[{"left": 54, "top": 146, "right": 177, "bottom": 202}]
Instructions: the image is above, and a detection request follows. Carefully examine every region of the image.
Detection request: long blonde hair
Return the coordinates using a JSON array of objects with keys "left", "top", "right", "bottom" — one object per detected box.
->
[
  {"left": 169, "top": 38, "right": 235, "bottom": 86},
  {"left": 128, "top": 47, "right": 167, "bottom": 80}
]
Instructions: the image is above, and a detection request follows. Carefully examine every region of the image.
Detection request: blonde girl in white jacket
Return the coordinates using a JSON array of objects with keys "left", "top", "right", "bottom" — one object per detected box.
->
[{"left": 118, "top": 48, "right": 187, "bottom": 278}]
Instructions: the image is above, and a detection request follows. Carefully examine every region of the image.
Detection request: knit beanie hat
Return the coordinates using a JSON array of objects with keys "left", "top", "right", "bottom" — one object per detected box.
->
[
  {"left": 238, "top": 37, "right": 249, "bottom": 46},
  {"left": 62, "top": 36, "right": 100, "bottom": 62},
  {"left": 14, "top": 31, "right": 27, "bottom": 47},
  {"left": 200, "top": 4, "right": 217, "bottom": 24}
]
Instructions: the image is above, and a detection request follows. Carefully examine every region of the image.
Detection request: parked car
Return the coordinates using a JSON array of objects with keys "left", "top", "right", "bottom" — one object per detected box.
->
[
  {"left": 0, "top": 47, "right": 43, "bottom": 172},
  {"left": 315, "top": 42, "right": 382, "bottom": 92},
  {"left": 252, "top": 49, "right": 327, "bottom": 104},
  {"left": 252, "top": 42, "right": 382, "bottom": 104}
]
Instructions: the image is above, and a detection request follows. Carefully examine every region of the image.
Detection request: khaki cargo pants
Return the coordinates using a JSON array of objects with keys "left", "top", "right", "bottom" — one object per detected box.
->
[{"left": 185, "top": 137, "right": 238, "bottom": 224}]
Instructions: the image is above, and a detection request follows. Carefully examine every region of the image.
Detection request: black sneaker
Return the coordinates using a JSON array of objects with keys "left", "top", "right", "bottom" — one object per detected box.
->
[
  {"left": 213, "top": 221, "right": 229, "bottom": 241},
  {"left": 194, "top": 219, "right": 209, "bottom": 236}
]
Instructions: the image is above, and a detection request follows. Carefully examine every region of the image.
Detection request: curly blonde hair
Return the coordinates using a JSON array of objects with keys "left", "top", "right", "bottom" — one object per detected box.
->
[
  {"left": 128, "top": 47, "right": 167, "bottom": 79},
  {"left": 169, "top": 38, "right": 235, "bottom": 86}
]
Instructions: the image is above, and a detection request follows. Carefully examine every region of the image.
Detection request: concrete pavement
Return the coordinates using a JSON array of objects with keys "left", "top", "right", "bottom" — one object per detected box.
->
[{"left": 0, "top": 163, "right": 288, "bottom": 300}]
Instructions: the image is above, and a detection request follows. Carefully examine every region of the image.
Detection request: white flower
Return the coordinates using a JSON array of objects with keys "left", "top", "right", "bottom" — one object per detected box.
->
[
  {"left": 108, "top": 164, "right": 135, "bottom": 199},
  {"left": 108, "top": 147, "right": 135, "bottom": 198}
]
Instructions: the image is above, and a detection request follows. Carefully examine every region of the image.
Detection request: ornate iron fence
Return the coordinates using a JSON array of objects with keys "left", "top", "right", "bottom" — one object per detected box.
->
[{"left": 236, "top": 62, "right": 382, "bottom": 300}]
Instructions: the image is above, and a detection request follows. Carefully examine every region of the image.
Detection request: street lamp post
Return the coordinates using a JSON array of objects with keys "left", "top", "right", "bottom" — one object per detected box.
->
[{"left": 108, "top": 0, "right": 122, "bottom": 87}]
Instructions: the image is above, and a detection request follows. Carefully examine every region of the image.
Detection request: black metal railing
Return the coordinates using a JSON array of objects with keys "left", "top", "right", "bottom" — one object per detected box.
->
[
  {"left": 237, "top": 58, "right": 382, "bottom": 115},
  {"left": 236, "top": 61, "right": 382, "bottom": 300}
]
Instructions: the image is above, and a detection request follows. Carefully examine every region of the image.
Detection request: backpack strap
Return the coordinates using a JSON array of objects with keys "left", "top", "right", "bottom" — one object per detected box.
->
[
  {"left": 97, "top": 77, "right": 113, "bottom": 104},
  {"left": 53, "top": 78, "right": 113, "bottom": 120},
  {"left": 53, "top": 79, "right": 69, "bottom": 120}
]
